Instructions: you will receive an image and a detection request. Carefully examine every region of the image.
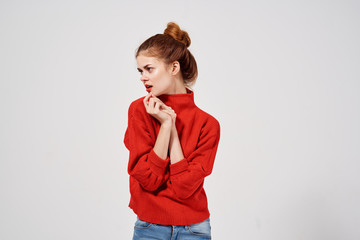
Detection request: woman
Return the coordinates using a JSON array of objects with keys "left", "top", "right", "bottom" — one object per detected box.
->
[{"left": 124, "top": 22, "right": 221, "bottom": 240}]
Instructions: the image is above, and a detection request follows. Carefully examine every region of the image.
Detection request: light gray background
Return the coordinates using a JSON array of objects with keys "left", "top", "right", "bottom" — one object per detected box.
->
[{"left": 1, "top": 0, "right": 359, "bottom": 239}]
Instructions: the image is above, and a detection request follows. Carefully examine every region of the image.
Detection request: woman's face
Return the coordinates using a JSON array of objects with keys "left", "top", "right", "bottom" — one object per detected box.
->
[{"left": 136, "top": 54, "right": 174, "bottom": 96}]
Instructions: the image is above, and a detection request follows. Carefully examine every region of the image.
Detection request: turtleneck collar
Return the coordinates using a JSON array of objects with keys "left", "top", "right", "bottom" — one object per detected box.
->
[{"left": 158, "top": 87, "right": 196, "bottom": 112}]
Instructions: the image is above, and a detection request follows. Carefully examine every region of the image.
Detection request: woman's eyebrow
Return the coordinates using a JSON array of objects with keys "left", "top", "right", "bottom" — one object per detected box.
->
[{"left": 137, "top": 64, "right": 152, "bottom": 71}]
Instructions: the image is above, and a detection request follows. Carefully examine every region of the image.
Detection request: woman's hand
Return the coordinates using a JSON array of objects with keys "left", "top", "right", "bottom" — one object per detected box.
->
[
  {"left": 162, "top": 105, "right": 177, "bottom": 126},
  {"left": 143, "top": 93, "right": 176, "bottom": 125}
]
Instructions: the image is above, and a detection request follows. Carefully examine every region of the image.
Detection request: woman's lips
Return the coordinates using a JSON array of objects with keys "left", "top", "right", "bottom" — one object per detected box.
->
[{"left": 146, "top": 86, "right": 152, "bottom": 92}]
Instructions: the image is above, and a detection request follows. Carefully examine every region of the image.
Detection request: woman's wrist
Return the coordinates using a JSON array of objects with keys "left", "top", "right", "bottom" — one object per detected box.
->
[
  {"left": 161, "top": 119, "right": 172, "bottom": 129},
  {"left": 172, "top": 124, "right": 177, "bottom": 137}
]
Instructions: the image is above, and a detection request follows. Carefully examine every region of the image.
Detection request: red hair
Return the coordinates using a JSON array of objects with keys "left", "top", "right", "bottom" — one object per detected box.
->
[{"left": 135, "top": 22, "right": 198, "bottom": 88}]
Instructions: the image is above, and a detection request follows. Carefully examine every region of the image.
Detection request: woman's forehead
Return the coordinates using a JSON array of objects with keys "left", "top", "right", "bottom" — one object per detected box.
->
[{"left": 137, "top": 55, "right": 162, "bottom": 67}]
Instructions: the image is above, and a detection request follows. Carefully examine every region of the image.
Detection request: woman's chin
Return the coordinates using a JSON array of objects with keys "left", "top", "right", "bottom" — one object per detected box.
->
[{"left": 150, "top": 90, "right": 158, "bottom": 96}]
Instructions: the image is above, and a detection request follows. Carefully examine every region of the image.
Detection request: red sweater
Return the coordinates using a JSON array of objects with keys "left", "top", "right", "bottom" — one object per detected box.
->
[{"left": 123, "top": 88, "right": 221, "bottom": 225}]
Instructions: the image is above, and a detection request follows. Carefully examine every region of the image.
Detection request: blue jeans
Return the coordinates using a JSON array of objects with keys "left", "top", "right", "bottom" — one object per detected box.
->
[{"left": 132, "top": 216, "right": 211, "bottom": 240}]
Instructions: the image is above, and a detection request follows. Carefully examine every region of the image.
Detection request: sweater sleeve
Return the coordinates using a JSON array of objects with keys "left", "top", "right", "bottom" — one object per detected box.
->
[
  {"left": 124, "top": 101, "right": 170, "bottom": 192},
  {"left": 169, "top": 117, "right": 220, "bottom": 200}
]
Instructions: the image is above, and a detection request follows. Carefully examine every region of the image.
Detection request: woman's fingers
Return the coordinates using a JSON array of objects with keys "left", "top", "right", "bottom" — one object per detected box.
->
[
  {"left": 148, "top": 97, "right": 154, "bottom": 108},
  {"left": 148, "top": 98, "right": 158, "bottom": 112},
  {"left": 143, "top": 93, "right": 151, "bottom": 105},
  {"left": 149, "top": 99, "right": 163, "bottom": 114},
  {"left": 143, "top": 93, "right": 175, "bottom": 116},
  {"left": 149, "top": 95, "right": 174, "bottom": 112},
  {"left": 150, "top": 94, "right": 167, "bottom": 106},
  {"left": 154, "top": 101, "right": 161, "bottom": 113},
  {"left": 143, "top": 93, "right": 152, "bottom": 111},
  {"left": 162, "top": 108, "right": 176, "bottom": 118},
  {"left": 142, "top": 93, "right": 177, "bottom": 124}
]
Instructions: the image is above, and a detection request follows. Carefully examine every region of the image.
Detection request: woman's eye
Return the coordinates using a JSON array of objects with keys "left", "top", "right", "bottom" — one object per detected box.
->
[{"left": 147, "top": 67, "right": 153, "bottom": 71}]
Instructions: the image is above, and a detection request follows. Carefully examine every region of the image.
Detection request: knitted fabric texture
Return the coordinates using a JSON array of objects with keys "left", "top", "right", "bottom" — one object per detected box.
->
[{"left": 124, "top": 88, "right": 220, "bottom": 225}]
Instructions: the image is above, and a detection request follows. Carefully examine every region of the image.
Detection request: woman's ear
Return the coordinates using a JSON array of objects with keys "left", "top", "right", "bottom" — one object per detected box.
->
[{"left": 169, "top": 61, "right": 180, "bottom": 76}]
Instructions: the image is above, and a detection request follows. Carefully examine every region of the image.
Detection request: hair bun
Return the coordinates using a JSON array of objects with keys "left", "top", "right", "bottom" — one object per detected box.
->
[{"left": 164, "top": 22, "right": 191, "bottom": 48}]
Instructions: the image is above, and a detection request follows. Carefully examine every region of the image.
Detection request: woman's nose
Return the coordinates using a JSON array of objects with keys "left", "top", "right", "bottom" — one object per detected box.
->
[{"left": 140, "top": 74, "right": 148, "bottom": 83}]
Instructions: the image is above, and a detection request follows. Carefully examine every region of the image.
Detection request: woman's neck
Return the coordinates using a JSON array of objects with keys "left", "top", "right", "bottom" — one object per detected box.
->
[{"left": 167, "top": 78, "right": 187, "bottom": 95}]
